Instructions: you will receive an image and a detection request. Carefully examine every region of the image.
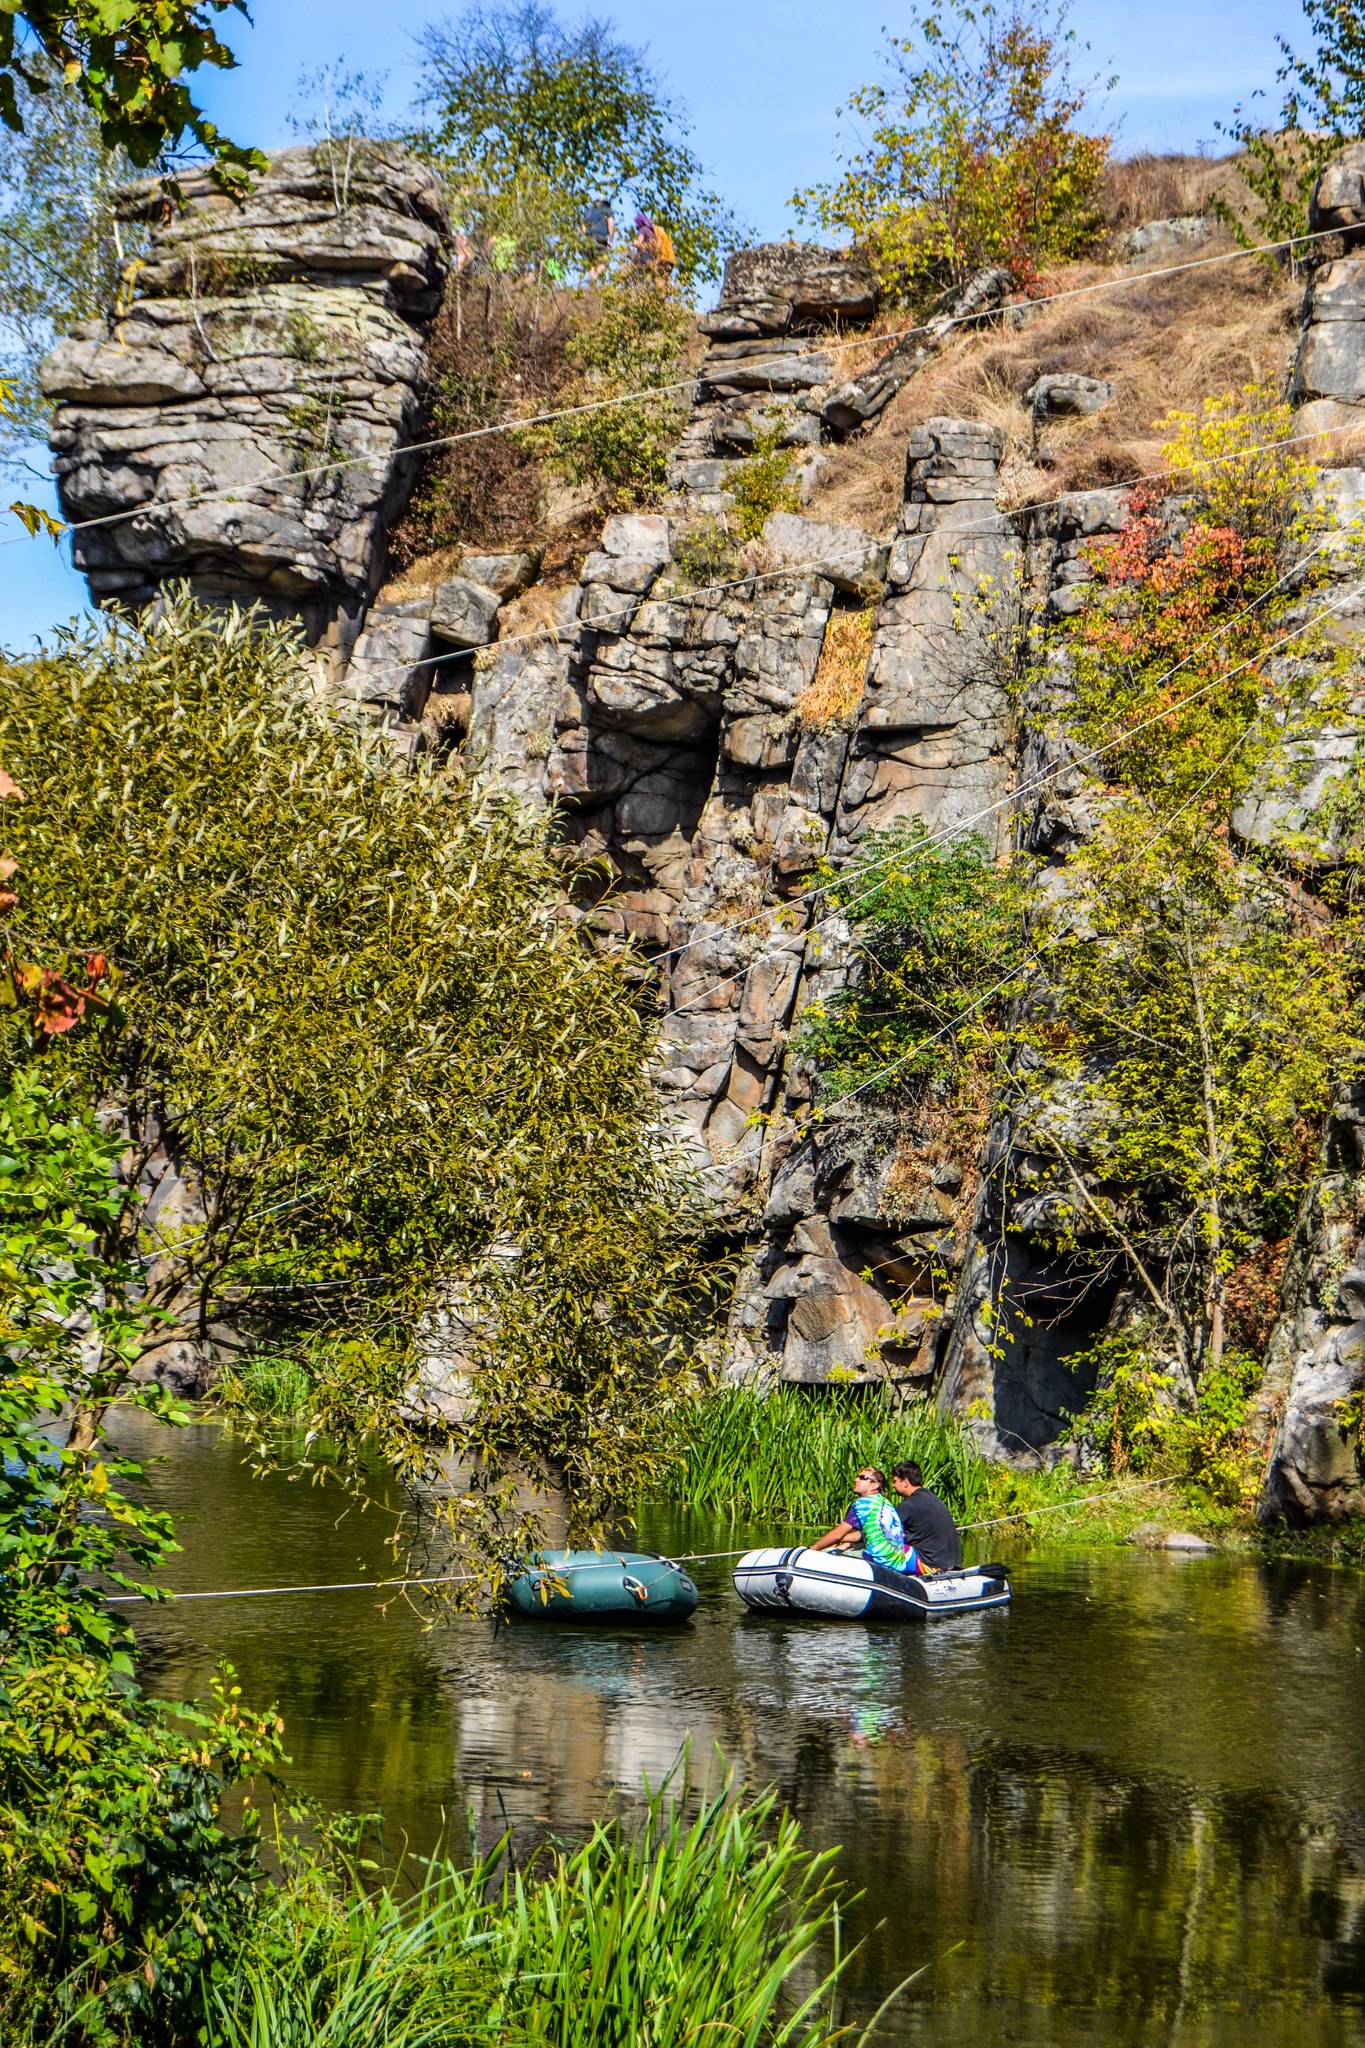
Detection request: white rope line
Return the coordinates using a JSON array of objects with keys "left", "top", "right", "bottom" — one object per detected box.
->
[
  {"left": 4, "top": 217, "right": 1346, "bottom": 551},
  {"left": 100, "top": 1473, "right": 1195, "bottom": 1603},
  {"left": 655, "top": 520, "right": 1350, "bottom": 1026}
]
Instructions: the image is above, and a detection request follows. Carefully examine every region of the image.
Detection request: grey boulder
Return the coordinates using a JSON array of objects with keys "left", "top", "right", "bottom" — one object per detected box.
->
[
  {"left": 700, "top": 242, "right": 878, "bottom": 340},
  {"left": 1024, "top": 373, "right": 1114, "bottom": 421},
  {"left": 430, "top": 575, "right": 503, "bottom": 648}
]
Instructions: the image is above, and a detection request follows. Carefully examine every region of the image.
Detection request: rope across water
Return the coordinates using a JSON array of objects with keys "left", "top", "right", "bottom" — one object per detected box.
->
[{"left": 102, "top": 1472, "right": 1187, "bottom": 1601}]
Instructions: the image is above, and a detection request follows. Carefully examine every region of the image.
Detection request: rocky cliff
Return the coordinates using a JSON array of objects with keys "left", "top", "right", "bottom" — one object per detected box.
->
[
  {"left": 43, "top": 145, "right": 1365, "bottom": 1520},
  {"left": 42, "top": 144, "right": 450, "bottom": 641}
]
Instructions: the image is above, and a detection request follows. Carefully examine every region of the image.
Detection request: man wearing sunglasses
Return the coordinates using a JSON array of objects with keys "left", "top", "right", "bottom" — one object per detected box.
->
[{"left": 809, "top": 1464, "right": 924, "bottom": 1575}]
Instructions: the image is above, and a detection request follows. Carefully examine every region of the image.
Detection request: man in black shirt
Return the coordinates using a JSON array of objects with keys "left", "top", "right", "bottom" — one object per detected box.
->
[{"left": 891, "top": 1462, "right": 962, "bottom": 1571}]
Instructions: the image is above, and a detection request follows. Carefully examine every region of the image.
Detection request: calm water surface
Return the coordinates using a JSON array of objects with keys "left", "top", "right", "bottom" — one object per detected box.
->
[{"left": 113, "top": 1414, "right": 1365, "bottom": 2047}]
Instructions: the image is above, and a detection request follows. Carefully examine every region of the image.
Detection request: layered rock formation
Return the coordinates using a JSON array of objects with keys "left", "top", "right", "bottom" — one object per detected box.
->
[
  {"left": 43, "top": 173, "right": 1365, "bottom": 1517},
  {"left": 42, "top": 144, "right": 450, "bottom": 637}
]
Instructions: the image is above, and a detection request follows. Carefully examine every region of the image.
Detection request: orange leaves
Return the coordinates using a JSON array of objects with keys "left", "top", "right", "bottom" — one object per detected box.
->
[{"left": 0, "top": 759, "right": 110, "bottom": 1039}]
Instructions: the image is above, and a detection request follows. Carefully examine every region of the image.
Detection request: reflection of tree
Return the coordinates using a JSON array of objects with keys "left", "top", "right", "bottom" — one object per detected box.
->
[{"left": 123, "top": 1421, "right": 1365, "bottom": 2038}]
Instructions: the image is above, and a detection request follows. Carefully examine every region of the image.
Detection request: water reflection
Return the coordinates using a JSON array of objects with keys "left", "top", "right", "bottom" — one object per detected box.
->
[{"left": 114, "top": 1415, "right": 1365, "bottom": 2046}]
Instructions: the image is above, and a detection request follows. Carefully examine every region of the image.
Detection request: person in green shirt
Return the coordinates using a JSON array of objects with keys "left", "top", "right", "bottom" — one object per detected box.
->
[{"left": 809, "top": 1464, "right": 923, "bottom": 1574}]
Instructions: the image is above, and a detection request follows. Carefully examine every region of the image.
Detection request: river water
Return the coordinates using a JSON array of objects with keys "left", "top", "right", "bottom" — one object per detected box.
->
[{"left": 113, "top": 1413, "right": 1365, "bottom": 2046}]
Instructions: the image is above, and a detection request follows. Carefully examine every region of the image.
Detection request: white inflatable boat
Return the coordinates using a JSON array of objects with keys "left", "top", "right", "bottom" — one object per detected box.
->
[{"left": 733, "top": 1545, "right": 1011, "bottom": 1621}]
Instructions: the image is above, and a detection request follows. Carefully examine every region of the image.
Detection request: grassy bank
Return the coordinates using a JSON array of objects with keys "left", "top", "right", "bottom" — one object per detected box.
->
[
  {"left": 649, "top": 1383, "right": 990, "bottom": 1527},
  {"left": 648, "top": 1385, "right": 1346, "bottom": 1562},
  {"left": 203, "top": 1781, "right": 866, "bottom": 2048}
]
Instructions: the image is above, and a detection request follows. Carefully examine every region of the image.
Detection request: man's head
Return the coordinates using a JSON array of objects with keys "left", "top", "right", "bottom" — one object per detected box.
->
[
  {"left": 853, "top": 1464, "right": 888, "bottom": 1498},
  {"left": 891, "top": 1461, "right": 923, "bottom": 1497}
]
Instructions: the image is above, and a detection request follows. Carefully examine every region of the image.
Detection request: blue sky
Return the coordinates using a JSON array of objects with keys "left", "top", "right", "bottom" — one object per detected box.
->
[{"left": 2, "top": 0, "right": 1309, "bottom": 647}]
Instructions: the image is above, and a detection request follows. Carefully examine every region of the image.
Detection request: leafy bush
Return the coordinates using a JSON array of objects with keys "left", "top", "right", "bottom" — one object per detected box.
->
[
  {"left": 794, "top": 0, "right": 1110, "bottom": 301},
  {"left": 0, "top": 1072, "right": 284, "bottom": 2044},
  {"left": 729, "top": 412, "right": 800, "bottom": 541},
  {"left": 527, "top": 271, "right": 692, "bottom": 507},
  {"left": 1216, "top": 0, "right": 1365, "bottom": 256},
  {"left": 796, "top": 818, "right": 1029, "bottom": 1102},
  {"left": 1071, "top": 1332, "right": 1261, "bottom": 1505},
  {"left": 671, "top": 516, "right": 739, "bottom": 588}
]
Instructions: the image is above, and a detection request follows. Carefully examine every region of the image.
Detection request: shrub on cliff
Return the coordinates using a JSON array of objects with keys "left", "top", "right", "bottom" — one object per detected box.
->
[
  {"left": 0, "top": 597, "right": 720, "bottom": 1573},
  {"left": 411, "top": 0, "right": 739, "bottom": 286},
  {"left": 1217, "top": 0, "right": 1365, "bottom": 256},
  {"left": 794, "top": 0, "right": 1111, "bottom": 301}
]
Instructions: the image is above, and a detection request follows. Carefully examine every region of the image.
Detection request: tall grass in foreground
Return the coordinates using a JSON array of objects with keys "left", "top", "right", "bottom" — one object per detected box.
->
[
  {"left": 210, "top": 1781, "right": 864, "bottom": 2048},
  {"left": 651, "top": 1384, "right": 989, "bottom": 1526}
]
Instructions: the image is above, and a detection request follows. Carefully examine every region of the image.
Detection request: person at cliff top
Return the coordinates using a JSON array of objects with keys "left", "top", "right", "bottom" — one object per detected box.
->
[
  {"left": 631, "top": 211, "right": 676, "bottom": 275},
  {"left": 583, "top": 193, "right": 615, "bottom": 271},
  {"left": 809, "top": 1465, "right": 924, "bottom": 1575}
]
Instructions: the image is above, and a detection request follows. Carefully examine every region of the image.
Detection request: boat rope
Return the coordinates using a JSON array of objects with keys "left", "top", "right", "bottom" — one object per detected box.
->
[
  {"left": 957, "top": 1471, "right": 1184, "bottom": 1532},
  {"left": 3, "top": 218, "right": 1346, "bottom": 550},
  {"left": 102, "top": 1474, "right": 1192, "bottom": 1602}
]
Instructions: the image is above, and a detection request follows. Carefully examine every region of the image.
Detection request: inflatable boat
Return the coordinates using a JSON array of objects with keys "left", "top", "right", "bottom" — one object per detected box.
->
[
  {"left": 504, "top": 1549, "right": 699, "bottom": 1624},
  {"left": 733, "top": 1545, "right": 1010, "bottom": 1621}
]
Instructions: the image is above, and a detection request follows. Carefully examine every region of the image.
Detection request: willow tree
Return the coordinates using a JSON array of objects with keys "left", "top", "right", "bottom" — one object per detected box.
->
[{"left": 0, "top": 597, "right": 718, "bottom": 1574}]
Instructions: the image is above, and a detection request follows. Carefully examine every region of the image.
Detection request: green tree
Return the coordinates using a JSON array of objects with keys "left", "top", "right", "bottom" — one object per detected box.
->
[
  {"left": 0, "top": 597, "right": 718, "bottom": 1574},
  {"left": 0, "top": 1060, "right": 282, "bottom": 2034},
  {"left": 1008, "top": 389, "right": 1364, "bottom": 1397},
  {"left": 0, "top": 2, "right": 261, "bottom": 181},
  {"left": 794, "top": 0, "right": 1111, "bottom": 302},
  {"left": 1217, "top": 0, "right": 1365, "bottom": 254},
  {"left": 413, "top": 0, "right": 739, "bottom": 285},
  {"left": 0, "top": 64, "right": 147, "bottom": 465},
  {"left": 1016, "top": 809, "right": 1360, "bottom": 1397},
  {"left": 798, "top": 819, "right": 1030, "bottom": 1101}
]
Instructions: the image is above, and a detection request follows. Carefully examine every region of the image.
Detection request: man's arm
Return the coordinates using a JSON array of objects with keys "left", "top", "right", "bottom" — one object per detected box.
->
[{"left": 810, "top": 1512, "right": 858, "bottom": 1552}]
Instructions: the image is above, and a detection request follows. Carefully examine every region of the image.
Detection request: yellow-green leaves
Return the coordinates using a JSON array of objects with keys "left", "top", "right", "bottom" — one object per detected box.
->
[{"left": 0, "top": 595, "right": 719, "bottom": 1571}]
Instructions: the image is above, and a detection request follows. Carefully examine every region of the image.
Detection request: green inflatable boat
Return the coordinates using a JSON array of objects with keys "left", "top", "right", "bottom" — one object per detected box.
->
[{"left": 504, "top": 1549, "right": 699, "bottom": 1624}]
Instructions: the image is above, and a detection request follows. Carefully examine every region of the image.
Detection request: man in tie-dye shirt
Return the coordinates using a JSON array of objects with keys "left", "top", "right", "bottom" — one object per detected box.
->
[{"left": 809, "top": 1464, "right": 924, "bottom": 1575}]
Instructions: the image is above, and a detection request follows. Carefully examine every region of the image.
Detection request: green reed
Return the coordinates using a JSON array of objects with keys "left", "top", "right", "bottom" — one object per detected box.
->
[
  {"left": 209, "top": 1778, "right": 874, "bottom": 2048},
  {"left": 651, "top": 1383, "right": 989, "bottom": 1527}
]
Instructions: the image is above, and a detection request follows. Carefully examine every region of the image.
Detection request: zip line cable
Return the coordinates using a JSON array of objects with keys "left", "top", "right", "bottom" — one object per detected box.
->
[
  {"left": 652, "top": 524, "right": 1350, "bottom": 1025},
  {"left": 101, "top": 1473, "right": 1192, "bottom": 1604},
  {"left": 2, "top": 218, "right": 1350, "bottom": 551}
]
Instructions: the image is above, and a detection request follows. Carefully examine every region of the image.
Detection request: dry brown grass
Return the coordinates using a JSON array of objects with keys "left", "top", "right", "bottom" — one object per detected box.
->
[
  {"left": 797, "top": 606, "right": 875, "bottom": 728},
  {"left": 1099, "top": 151, "right": 1253, "bottom": 233},
  {"left": 807, "top": 233, "right": 1302, "bottom": 529}
]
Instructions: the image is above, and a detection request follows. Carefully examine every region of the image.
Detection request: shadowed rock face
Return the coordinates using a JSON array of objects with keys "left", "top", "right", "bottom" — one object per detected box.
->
[{"left": 42, "top": 144, "right": 450, "bottom": 634}]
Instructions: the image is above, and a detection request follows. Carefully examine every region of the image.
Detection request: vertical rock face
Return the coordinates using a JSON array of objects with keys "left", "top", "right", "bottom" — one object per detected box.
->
[
  {"left": 42, "top": 144, "right": 450, "bottom": 635},
  {"left": 461, "top": 405, "right": 1019, "bottom": 1387}
]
